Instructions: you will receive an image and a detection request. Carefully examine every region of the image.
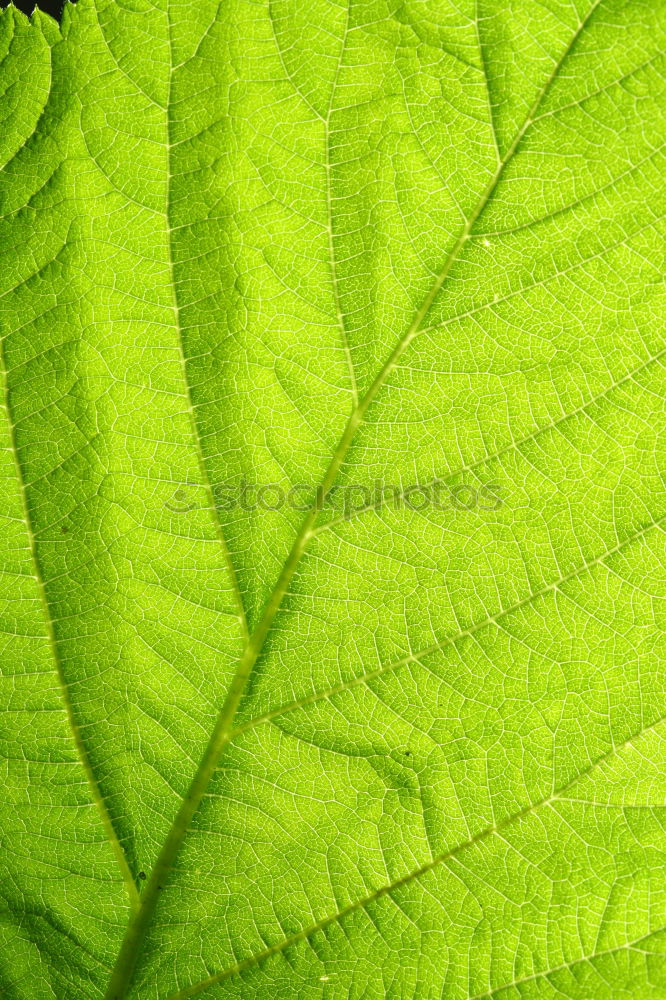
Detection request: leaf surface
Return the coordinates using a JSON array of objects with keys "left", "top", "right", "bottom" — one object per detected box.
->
[{"left": 0, "top": 0, "right": 665, "bottom": 997}]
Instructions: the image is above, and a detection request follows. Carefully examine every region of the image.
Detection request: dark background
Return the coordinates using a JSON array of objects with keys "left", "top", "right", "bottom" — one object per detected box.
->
[{"left": 1, "top": 0, "right": 66, "bottom": 18}]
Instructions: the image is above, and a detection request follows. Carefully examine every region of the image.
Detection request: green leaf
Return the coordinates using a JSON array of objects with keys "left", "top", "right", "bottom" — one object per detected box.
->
[{"left": 1, "top": 0, "right": 665, "bottom": 997}]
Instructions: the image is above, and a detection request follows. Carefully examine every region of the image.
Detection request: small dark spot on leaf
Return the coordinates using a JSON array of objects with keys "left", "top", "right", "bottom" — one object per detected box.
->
[
  {"left": 61, "top": 526, "right": 68, "bottom": 533},
  {"left": 138, "top": 871, "right": 146, "bottom": 880},
  {"left": 404, "top": 750, "right": 411, "bottom": 756}
]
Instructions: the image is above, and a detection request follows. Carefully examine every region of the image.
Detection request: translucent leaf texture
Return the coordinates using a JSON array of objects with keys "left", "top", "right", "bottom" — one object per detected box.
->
[{"left": 1, "top": 0, "right": 665, "bottom": 996}]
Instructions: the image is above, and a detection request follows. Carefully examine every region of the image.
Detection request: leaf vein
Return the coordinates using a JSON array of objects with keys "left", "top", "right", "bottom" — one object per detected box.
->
[{"left": 168, "top": 706, "right": 666, "bottom": 998}]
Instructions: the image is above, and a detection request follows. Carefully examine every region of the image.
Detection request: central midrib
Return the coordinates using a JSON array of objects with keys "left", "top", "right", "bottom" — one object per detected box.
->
[{"left": 103, "top": 4, "right": 601, "bottom": 997}]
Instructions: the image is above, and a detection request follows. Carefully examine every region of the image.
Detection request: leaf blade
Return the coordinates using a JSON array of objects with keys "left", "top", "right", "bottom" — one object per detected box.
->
[{"left": 1, "top": 1, "right": 665, "bottom": 998}]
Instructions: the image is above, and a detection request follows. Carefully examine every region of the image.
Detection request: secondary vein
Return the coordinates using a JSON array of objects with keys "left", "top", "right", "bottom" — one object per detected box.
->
[
  {"left": 0, "top": 334, "right": 141, "bottom": 913},
  {"left": 168, "top": 702, "right": 666, "bottom": 999},
  {"left": 324, "top": 3, "right": 358, "bottom": 408},
  {"left": 231, "top": 514, "right": 665, "bottom": 738}
]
